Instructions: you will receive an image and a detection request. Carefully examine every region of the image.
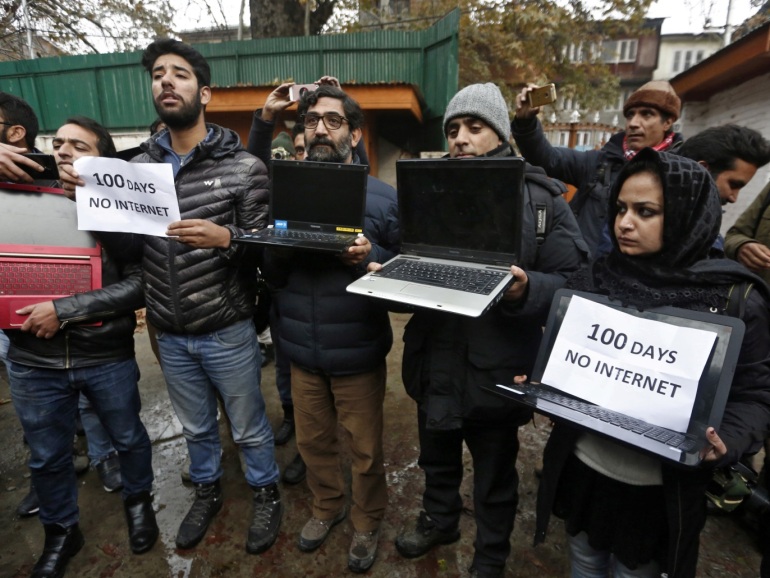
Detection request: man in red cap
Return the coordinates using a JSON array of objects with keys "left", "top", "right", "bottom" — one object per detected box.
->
[{"left": 512, "top": 80, "right": 683, "bottom": 256}]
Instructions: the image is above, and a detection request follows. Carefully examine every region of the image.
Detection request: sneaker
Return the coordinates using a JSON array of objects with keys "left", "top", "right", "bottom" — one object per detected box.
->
[
  {"left": 348, "top": 527, "right": 380, "bottom": 573},
  {"left": 175, "top": 480, "right": 223, "bottom": 549},
  {"left": 298, "top": 507, "right": 347, "bottom": 552},
  {"left": 395, "top": 511, "right": 460, "bottom": 558},
  {"left": 273, "top": 418, "right": 295, "bottom": 446},
  {"left": 96, "top": 454, "right": 123, "bottom": 493},
  {"left": 246, "top": 483, "right": 282, "bottom": 554},
  {"left": 282, "top": 453, "right": 306, "bottom": 485},
  {"left": 16, "top": 482, "right": 39, "bottom": 517}
]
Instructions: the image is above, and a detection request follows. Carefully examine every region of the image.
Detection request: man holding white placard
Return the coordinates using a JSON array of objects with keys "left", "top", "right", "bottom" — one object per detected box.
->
[{"left": 86, "top": 38, "right": 282, "bottom": 556}]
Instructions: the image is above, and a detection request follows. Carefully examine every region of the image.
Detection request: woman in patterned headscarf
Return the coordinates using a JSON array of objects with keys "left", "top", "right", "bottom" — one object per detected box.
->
[{"left": 532, "top": 148, "right": 770, "bottom": 578}]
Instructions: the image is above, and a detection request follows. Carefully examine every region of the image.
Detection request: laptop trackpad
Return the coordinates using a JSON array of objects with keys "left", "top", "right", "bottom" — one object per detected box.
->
[{"left": 399, "top": 284, "right": 433, "bottom": 296}]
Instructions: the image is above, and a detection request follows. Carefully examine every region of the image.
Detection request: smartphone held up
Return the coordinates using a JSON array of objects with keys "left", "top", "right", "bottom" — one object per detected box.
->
[
  {"left": 289, "top": 83, "right": 319, "bottom": 102},
  {"left": 527, "top": 84, "right": 557, "bottom": 108}
]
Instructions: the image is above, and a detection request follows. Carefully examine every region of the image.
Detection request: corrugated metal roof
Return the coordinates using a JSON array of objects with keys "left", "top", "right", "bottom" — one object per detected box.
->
[{"left": 0, "top": 10, "right": 458, "bottom": 133}]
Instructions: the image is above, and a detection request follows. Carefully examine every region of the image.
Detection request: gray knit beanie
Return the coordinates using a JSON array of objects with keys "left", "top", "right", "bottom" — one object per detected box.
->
[{"left": 443, "top": 83, "right": 511, "bottom": 142}]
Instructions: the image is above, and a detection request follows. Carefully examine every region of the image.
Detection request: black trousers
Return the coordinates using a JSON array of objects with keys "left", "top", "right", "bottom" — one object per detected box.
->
[{"left": 417, "top": 408, "right": 520, "bottom": 575}]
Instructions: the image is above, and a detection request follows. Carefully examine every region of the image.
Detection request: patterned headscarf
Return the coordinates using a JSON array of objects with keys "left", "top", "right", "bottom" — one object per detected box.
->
[{"left": 569, "top": 148, "right": 764, "bottom": 311}]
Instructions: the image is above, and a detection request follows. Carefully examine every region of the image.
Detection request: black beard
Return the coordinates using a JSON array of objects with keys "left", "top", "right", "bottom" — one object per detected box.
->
[
  {"left": 307, "top": 135, "right": 352, "bottom": 163},
  {"left": 153, "top": 93, "right": 203, "bottom": 130}
]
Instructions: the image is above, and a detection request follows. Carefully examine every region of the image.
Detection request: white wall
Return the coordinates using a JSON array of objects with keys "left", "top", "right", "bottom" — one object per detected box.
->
[
  {"left": 654, "top": 37, "right": 721, "bottom": 81},
  {"left": 679, "top": 71, "right": 770, "bottom": 234}
]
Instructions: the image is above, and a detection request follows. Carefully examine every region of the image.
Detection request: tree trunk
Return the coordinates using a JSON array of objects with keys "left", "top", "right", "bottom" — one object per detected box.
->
[{"left": 249, "top": 0, "right": 338, "bottom": 38}]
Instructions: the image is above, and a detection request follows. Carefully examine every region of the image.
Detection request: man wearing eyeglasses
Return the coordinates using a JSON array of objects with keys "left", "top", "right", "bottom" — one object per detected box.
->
[{"left": 263, "top": 84, "right": 398, "bottom": 573}]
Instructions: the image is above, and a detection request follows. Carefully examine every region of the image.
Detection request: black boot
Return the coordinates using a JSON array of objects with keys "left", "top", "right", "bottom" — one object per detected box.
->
[
  {"left": 176, "top": 480, "right": 223, "bottom": 549},
  {"left": 246, "top": 482, "right": 282, "bottom": 554},
  {"left": 17, "top": 480, "right": 40, "bottom": 517},
  {"left": 31, "top": 523, "right": 84, "bottom": 578},
  {"left": 274, "top": 404, "right": 295, "bottom": 446},
  {"left": 124, "top": 491, "right": 159, "bottom": 554},
  {"left": 282, "top": 452, "right": 307, "bottom": 485}
]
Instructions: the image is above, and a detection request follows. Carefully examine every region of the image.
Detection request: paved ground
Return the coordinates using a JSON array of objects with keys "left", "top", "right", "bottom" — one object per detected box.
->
[{"left": 0, "top": 313, "right": 764, "bottom": 577}]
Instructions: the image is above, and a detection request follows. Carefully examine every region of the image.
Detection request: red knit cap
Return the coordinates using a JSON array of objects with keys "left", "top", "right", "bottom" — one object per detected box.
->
[{"left": 623, "top": 80, "right": 681, "bottom": 121}]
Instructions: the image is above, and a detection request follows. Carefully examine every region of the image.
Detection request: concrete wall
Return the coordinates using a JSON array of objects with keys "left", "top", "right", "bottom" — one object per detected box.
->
[{"left": 680, "top": 71, "right": 770, "bottom": 234}]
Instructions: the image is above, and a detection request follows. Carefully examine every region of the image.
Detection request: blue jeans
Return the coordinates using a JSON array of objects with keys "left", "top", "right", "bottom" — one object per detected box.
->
[
  {"left": 156, "top": 319, "right": 278, "bottom": 488},
  {"left": 568, "top": 531, "right": 661, "bottom": 578},
  {"left": 8, "top": 358, "right": 153, "bottom": 527},
  {"left": 79, "top": 393, "right": 117, "bottom": 464}
]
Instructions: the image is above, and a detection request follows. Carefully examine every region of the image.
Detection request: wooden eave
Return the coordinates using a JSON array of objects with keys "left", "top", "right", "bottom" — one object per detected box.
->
[
  {"left": 671, "top": 22, "right": 770, "bottom": 101},
  {"left": 208, "top": 84, "right": 423, "bottom": 122}
]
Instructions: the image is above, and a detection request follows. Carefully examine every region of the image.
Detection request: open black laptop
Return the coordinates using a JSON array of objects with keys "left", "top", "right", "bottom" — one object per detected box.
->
[
  {"left": 347, "top": 158, "right": 524, "bottom": 317},
  {"left": 234, "top": 160, "right": 368, "bottom": 254},
  {"left": 488, "top": 289, "right": 745, "bottom": 466}
]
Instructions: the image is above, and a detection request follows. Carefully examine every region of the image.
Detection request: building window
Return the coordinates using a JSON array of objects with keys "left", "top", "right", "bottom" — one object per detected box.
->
[
  {"left": 619, "top": 39, "right": 637, "bottom": 62},
  {"left": 603, "top": 39, "right": 638, "bottom": 63},
  {"left": 684, "top": 50, "right": 693, "bottom": 70},
  {"left": 558, "top": 132, "right": 569, "bottom": 147},
  {"left": 674, "top": 49, "right": 707, "bottom": 74}
]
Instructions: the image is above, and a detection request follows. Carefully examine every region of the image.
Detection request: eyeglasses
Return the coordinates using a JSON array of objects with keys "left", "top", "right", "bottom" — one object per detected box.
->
[
  {"left": 0, "top": 121, "right": 16, "bottom": 126},
  {"left": 302, "top": 112, "right": 348, "bottom": 131}
]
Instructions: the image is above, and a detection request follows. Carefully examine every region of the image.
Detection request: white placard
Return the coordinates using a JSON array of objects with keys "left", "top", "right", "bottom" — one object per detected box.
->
[
  {"left": 75, "top": 157, "right": 179, "bottom": 236},
  {"left": 541, "top": 295, "right": 718, "bottom": 432}
]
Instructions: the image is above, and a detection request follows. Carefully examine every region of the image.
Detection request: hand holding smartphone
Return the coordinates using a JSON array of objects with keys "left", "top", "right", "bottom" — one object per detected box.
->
[
  {"left": 527, "top": 84, "right": 557, "bottom": 108},
  {"left": 289, "top": 83, "right": 319, "bottom": 102},
  {"left": 19, "top": 153, "right": 60, "bottom": 181}
]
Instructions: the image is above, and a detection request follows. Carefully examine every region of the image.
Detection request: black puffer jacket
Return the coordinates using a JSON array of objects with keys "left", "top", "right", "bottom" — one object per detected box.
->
[
  {"left": 107, "top": 124, "right": 269, "bottom": 335},
  {"left": 264, "top": 172, "right": 399, "bottom": 375},
  {"left": 7, "top": 246, "right": 144, "bottom": 369}
]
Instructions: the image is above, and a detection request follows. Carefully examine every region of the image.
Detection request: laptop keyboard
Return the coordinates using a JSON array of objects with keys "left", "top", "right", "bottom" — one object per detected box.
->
[
  {"left": 377, "top": 260, "right": 507, "bottom": 295},
  {"left": 0, "top": 262, "right": 92, "bottom": 295},
  {"left": 520, "top": 384, "right": 699, "bottom": 451},
  {"left": 246, "top": 230, "right": 354, "bottom": 243}
]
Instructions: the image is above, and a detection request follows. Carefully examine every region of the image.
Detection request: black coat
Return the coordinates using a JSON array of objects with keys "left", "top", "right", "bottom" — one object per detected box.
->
[
  {"left": 402, "top": 162, "right": 588, "bottom": 429},
  {"left": 511, "top": 117, "right": 682, "bottom": 256},
  {"left": 535, "top": 287, "right": 770, "bottom": 578},
  {"left": 264, "top": 173, "right": 399, "bottom": 375}
]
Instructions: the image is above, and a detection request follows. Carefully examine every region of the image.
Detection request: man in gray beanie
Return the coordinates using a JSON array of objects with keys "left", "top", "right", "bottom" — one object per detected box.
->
[{"left": 392, "top": 83, "right": 587, "bottom": 578}]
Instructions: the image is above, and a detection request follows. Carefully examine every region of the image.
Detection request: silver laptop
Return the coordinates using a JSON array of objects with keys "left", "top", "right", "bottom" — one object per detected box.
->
[
  {"left": 347, "top": 158, "right": 525, "bottom": 317},
  {"left": 234, "top": 160, "right": 368, "bottom": 254},
  {"left": 488, "top": 289, "right": 745, "bottom": 466}
]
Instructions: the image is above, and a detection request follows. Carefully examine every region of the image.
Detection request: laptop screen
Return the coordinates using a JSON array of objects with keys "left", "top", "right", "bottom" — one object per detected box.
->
[
  {"left": 396, "top": 158, "right": 524, "bottom": 265},
  {"left": 269, "top": 160, "right": 368, "bottom": 232},
  {"left": 0, "top": 185, "right": 96, "bottom": 249}
]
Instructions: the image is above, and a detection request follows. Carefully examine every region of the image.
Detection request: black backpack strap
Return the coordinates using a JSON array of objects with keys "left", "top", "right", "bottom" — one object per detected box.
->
[
  {"left": 725, "top": 282, "right": 754, "bottom": 318},
  {"left": 524, "top": 170, "right": 560, "bottom": 248}
]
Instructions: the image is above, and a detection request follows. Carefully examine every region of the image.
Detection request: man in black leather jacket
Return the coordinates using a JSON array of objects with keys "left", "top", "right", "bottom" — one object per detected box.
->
[{"left": 5, "top": 109, "right": 157, "bottom": 578}]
